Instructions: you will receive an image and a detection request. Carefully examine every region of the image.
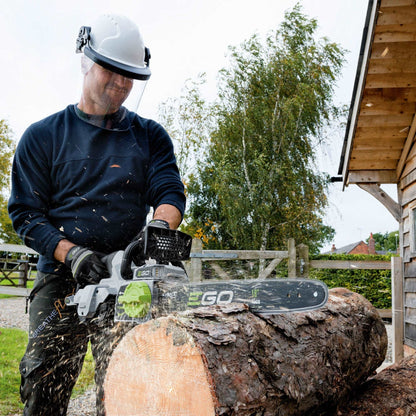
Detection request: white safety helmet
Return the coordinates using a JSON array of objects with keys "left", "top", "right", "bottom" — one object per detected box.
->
[{"left": 76, "top": 14, "right": 151, "bottom": 80}]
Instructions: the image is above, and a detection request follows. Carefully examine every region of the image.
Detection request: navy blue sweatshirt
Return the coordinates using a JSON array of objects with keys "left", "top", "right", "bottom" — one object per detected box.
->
[{"left": 8, "top": 105, "right": 185, "bottom": 273}]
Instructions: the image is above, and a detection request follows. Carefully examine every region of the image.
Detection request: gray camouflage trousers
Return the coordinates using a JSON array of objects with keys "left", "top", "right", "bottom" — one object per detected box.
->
[{"left": 20, "top": 270, "right": 134, "bottom": 416}]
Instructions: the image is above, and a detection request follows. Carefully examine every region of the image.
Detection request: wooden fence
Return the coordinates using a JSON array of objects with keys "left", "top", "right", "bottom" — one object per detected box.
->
[
  {"left": 0, "top": 240, "right": 404, "bottom": 362},
  {"left": 0, "top": 243, "right": 37, "bottom": 296}
]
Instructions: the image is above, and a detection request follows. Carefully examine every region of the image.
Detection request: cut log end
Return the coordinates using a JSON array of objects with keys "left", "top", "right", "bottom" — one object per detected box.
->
[{"left": 104, "top": 317, "right": 216, "bottom": 416}]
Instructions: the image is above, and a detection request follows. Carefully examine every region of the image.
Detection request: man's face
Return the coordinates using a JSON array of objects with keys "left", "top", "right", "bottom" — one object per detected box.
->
[{"left": 83, "top": 64, "right": 134, "bottom": 114}]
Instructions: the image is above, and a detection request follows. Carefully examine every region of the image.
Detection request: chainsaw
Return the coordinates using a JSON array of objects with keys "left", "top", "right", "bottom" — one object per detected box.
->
[{"left": 66, "top": 225, "right": 328, "bottom": 323}]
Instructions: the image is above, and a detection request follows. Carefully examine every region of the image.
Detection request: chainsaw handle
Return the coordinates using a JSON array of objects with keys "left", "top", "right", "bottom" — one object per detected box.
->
[
  {"left": 120, "top": 239, "right": 143, "bottom": 279},
  {"left": 120, "top": 227, "right": 193, "bottom": 280}
]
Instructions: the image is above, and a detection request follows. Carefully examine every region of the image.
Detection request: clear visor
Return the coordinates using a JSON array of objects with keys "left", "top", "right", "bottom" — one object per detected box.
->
[
  {"left": 81, "top": 55, "right": 148, "bottom": 117},
  {"left": 123, "top": 78, "right": 147, "bottom": 114}
]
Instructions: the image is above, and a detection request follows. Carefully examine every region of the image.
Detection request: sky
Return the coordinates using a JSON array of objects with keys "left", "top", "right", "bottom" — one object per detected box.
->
[{"left": 0, "top": 0, "right": 400, "bottom": 252}]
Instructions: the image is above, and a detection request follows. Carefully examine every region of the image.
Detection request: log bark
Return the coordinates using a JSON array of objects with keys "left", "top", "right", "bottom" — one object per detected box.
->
[
  {"left": 336, "top": 354, "right": 416, "bottom": 415},
  {"left": 104, "top": 287, "right": 387, "bottom": 416}
]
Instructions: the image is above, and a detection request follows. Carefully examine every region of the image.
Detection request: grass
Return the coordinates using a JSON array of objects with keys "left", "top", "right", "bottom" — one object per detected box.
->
[
  {"left": 0, "top": 328, "right": 27, "bottom": 415},
  {"left": 0, "top": 327, "right": 95, "bottom": 416}
]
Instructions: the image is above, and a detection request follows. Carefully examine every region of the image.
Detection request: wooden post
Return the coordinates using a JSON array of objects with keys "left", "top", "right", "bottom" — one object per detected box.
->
[
  {"left": 391, "top": 256, "right": 404, "bottom": 362},
  {"left": 297, "top": 244, "right": 309, "bottom": 278},
  {"left": 18, "top": 255, "right": 29, "bottom": 287},
  {"left": 288, "top": 238, "right": 296, "bottom": 278},
  {"left": 189, "top": 238, "right": 203, "bottom": 282}
]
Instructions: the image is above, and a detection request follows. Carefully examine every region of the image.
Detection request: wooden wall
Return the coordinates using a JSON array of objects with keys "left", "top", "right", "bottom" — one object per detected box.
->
[{"left": 400, "top": 141, "right": 416, "bottom": 350}]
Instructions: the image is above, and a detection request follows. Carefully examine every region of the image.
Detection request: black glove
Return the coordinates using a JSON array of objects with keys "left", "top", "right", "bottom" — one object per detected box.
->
[{"left": 65, "top": 246, "right": 109, "bottom": 287}]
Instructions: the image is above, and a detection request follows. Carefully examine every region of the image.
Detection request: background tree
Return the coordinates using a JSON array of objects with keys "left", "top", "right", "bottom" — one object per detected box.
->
[
  {"left": 0, "top": 119, "right": 19, "bottom": 244},
  {"left": 158, "top": 74, "right": 212, "bottom": 185},
  {"left": 368, "top": 231, "right": 400, "bottom": 253},
  {"left": 185, "top": 4, "right": 344, "bottom": 254}
]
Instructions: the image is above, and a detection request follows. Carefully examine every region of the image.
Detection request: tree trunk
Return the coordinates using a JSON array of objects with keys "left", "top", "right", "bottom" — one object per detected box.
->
[
  {"left": 336, "top": 354, "right": 416, "bottom": 415},
  {"left": 104, "top": 287, "right": 387, "bottom": 416}
]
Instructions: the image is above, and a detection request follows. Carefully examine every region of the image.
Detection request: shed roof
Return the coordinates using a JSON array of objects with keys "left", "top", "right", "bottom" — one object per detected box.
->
[{"left": 339, "top": 0, "right": 416, "bottom": 186}]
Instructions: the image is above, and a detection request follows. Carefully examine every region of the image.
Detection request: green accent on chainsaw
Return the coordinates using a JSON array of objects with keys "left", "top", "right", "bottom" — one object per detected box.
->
[{"left": 118, "top": 281, "right": 152, "bottom": 318}]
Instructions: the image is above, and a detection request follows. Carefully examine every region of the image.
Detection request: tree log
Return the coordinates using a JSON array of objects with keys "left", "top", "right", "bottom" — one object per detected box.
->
[
  {"left": 104, "top": 287, "right": 387, "bottom": 416},
  {"left": 336, "top": 354, "right": 416, "bottom": 415}
]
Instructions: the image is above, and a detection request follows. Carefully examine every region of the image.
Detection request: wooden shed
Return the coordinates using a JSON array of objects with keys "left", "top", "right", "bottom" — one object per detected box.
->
[{"left": 338, "top": 0, "right": 416, "bottom": 355}]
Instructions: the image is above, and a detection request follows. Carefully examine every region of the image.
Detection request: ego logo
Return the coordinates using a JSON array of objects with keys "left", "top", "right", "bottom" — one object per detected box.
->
[{"left": 188, "top": 290, "right": 234, "bottom": 307}]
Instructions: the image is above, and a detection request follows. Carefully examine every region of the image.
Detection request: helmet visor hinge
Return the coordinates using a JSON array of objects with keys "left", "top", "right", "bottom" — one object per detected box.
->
[
  {"left": 144, "top": 47, "right": 151, "bottom": 67},
  {"left": 76, "top": 26, "right": 91, "bottom": 54}
]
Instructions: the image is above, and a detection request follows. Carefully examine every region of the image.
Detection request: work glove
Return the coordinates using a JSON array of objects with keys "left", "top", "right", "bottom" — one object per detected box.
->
[{"left": 65, "top": 246, "right": 109, "bottom": 287}]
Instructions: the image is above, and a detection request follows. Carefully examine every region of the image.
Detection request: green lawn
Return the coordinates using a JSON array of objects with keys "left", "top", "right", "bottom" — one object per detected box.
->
[{"left": 0, "top": 327, "right": 95, "bottom": 416}]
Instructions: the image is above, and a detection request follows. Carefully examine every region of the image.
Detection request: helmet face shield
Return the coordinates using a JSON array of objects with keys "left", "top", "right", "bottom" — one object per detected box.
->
[
  {"left": 122, "top": 77, "right": 148, "bottom": 114},
  {"left": 79, "top": 61, "right": 148, "bottom": 126}
]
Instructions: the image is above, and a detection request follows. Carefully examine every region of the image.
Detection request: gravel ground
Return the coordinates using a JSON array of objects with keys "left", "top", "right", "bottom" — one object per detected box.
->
[{"left": 0, "top": 297, "right": 393, "bottom": 415}]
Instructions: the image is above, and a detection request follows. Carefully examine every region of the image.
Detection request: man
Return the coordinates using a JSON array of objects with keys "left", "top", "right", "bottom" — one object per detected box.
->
[{"left": 8, "top": 14, "right": 185, "bottom": 415}]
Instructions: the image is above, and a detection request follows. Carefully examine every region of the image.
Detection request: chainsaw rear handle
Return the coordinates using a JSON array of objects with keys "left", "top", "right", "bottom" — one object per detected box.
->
[{"left": 120, "top": 227, "right": 193, "bottom": 280}]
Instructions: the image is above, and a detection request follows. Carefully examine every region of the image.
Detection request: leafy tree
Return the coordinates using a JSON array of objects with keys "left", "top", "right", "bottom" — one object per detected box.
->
[
  {"left": 368, "top": 231, "right": 399, "bottom": 253},
  {"left": 0, "top": 119, "right": 19, "bottom": 244},
  {"left": 186, "top": 4, "right": 344, "bottom": 254},
  {"left": 158, "top": 74, "right": 213, "bottom": 185}
]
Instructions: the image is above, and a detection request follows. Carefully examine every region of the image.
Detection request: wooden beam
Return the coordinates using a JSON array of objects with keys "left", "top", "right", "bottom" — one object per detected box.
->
[
  {"left": 199, "top": 250, "right": 289, "bottom": 260},
  {"left": 391, "top": 256, "right": 404, "bottom": 362},
  {"left": 381, "top": 0, "right": 416, "bottom": 7},
  {"left": 363, "top": 87, "right": 416, "bottom": 101},
  {"left": 351, "top": 149, "right": 402, "bottom": 160},
  {"left": 377, "top": 6, "right": 416, "bottom": 25},
  {"left": 353, "top": 137, "right": 405, "bottom": 150},
  {"left": 360, "top": 100, "right": 416, "bottom": 116},
  {"left": 357, "top": 183, "right": 401, "bottom": 222},
  {"left": 368, "top": 58, "right": 416, "bottom": 74},
  {"left": 310, "top": 260, "right": 391, "bottom": 270},
  {"left": 357, "top": 113, "right": 413, "bottom": 127},
  {"left": 350, "top": 159, "right": 398, "bottom": 170},
  {"left": 348, "top": 170, "right": 397, "bottom": 183},
  {"left": 397, "top": 113, "right": 416, "bottom": 178},
  {"left": 371, "top": 42, "right": 416, "bottom": 59},
  {"left": 374, "top": 24, "right": 416, "bottom": 43},
  {"left": 257, "top": 257, "right": 283, "bottom": 280},
  {"left": 355, "top": 126, "right": 409, "bottom": 139},
  {"left": 0, "top": 286, "right": 30, "bottom": 296},
  {"left": 400, "top": 169, "right": 416, "bottom": 189},
  {"left": 365, "top": 73, "right": 416, "bottom": 89},
  {"left": 400, "top": 156, "right": 416, "bottom": 178}
]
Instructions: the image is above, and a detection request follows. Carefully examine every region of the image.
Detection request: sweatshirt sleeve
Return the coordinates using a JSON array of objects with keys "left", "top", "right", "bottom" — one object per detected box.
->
[
  {"left": 8, "top": 126, "right": 66, "bottom": 259},
  {"left": 144, "top": 121, "right": 186, "bottom": 218}
]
